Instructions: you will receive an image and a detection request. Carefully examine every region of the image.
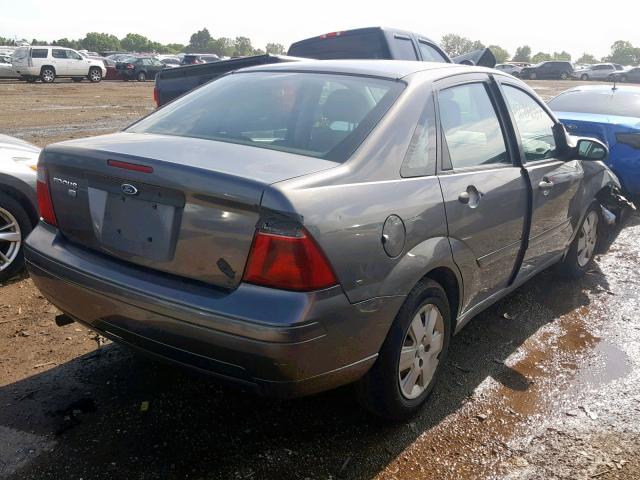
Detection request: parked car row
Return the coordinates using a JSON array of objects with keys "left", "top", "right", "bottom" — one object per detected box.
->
[{"left": 494, "top": 60, "right": 640, "bottom": 83}]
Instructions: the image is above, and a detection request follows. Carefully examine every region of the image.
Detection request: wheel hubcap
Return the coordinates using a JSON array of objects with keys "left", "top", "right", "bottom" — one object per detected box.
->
[
  {"left": 577, "top": 211, "right": 598, "bottom": 267},
  {"left": 0, "top": 207, "right": 21, "bottom": 272},
  {"left": 43, "top": 70, "right": 53, "bottom": 81},
  {"left": 398, "top": 303, "right": 445, "bottom": 400}
]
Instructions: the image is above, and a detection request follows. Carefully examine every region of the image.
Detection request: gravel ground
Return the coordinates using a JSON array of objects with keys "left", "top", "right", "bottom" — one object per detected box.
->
[{"left": 0, "top": 78, "right": 638, "bottom": 480}]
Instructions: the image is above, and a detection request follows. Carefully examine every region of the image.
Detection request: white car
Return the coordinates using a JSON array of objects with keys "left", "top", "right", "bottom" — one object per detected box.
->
[{"left": 11, "top": 46, "right": 106, "bottom": 83}]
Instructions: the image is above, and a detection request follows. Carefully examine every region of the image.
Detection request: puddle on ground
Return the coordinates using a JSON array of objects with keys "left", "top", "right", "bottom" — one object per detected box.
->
[{"left": 376, "top": 294, "right": 631, "bottom": 479}]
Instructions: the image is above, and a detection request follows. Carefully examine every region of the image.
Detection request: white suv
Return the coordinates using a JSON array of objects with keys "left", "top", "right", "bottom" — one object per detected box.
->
[{"left": 11, "top": 46, "right": 106, "bottom": 83}]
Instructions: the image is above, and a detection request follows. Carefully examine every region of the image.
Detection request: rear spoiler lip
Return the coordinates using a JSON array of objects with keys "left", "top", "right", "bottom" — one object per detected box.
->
[{"left": 452, "top": 48, "right": 496, "bottom": 68}]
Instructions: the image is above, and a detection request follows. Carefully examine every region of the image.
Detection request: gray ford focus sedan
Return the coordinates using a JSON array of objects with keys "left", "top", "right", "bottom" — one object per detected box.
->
[{"left": 25, "top": 60, "right": 629, "bottom": 419}]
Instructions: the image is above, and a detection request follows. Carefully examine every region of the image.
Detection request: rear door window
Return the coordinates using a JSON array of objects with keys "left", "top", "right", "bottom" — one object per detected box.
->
[
  {"left": 438, "top": 83, "right": 510, "bottom": 169},
  {"left": 418, "top": 41, "right": 447, "bottom": 63},
  {"left": 127, "top": 72, "right": 405, "bottom": 162},
  {"left": 31, "top": 49, "right": 48, "bottom": 59},
  {"left": 52, "top": 49, "right": 66, "bottom": 59},
  {"left": 392, "top": 36, "right": 418, "bottom": 60}
]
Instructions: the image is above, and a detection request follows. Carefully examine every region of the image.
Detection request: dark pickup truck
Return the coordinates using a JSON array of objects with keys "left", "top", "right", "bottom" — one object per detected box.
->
[{"left": 154, "top": 26, "right": 496, "bottom": 107}]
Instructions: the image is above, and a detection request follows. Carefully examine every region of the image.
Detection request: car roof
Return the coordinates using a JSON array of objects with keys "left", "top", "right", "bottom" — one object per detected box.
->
[
  {"left": 559, "top": 84, "right": 640, "bottom": 94},
  {"left": 237, "top": 59, "right": 484, "bottom": 80}
]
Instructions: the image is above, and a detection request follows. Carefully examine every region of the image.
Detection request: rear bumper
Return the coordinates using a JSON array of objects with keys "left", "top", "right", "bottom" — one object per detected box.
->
[{"left": 25, "top": 224, "right": 403, "bottom": 397}]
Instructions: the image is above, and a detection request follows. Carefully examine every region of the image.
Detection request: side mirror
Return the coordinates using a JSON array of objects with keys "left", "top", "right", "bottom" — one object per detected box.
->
[{"left": 576, "top": 138, "right": 608, "bottom": 161}]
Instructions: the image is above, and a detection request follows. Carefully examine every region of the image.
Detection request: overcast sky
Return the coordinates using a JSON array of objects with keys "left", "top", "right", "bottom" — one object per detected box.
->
[{"left": 1, "top": 0, "right": 637, "bottom": 59}]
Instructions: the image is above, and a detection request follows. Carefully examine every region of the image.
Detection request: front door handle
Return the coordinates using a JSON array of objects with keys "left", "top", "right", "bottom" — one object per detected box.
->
[
  {"left": 458, "top": 186, "right": 482, "bottom": 208},
  {"left": 538, "top": 179, "right": 554, "bottom": 196}
]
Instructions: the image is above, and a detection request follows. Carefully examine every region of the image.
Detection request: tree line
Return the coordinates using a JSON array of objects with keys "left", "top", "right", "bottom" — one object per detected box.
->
[
  {"left": 0, "top": 28, "right": 286, "bottom": 56},
  {"left": 442, "top": 33, "right": 640, "bottom": 65},
  {"left": 2, "top": 29, "right": 639, "bottom": 65}
]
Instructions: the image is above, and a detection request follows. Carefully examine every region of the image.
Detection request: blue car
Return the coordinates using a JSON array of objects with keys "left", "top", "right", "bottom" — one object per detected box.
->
[{"left": 549, "top": 85, "right": 640, "bottom": 203}]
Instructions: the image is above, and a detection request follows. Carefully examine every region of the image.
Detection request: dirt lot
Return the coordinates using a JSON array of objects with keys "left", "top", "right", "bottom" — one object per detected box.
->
[{"left": 1, "top": 78, "right": 639, "bottom": 480}]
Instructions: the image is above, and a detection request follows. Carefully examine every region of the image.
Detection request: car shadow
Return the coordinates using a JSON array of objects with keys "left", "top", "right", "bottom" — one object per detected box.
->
[{"left": 0, "top": 262, "right": 613, "bottom": 479}]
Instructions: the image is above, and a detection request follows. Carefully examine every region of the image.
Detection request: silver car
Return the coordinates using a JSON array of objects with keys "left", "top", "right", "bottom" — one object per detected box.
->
[
  {"left": 0, "top": 135, "right": 39, "bottom": 281},
  {"left": 573, "top": 63, "right": 620, "bottom": 81},
  {"left": 25, "top": 61, "right": 628, "bottom": 419}
]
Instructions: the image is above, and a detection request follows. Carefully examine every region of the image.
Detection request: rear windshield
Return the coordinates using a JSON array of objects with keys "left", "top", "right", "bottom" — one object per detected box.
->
[
  {"left": 549, "top": 89, "right": 640, "bottom": 117},
  {"left": 128, "top": 71, "right": 404, "bottom": 162},
  {"left": 288, "top": 31, "right": 390, "bottom": 60}
]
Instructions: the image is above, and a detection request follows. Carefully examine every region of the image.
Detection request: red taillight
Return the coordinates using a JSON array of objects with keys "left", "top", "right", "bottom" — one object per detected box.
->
[
  {"left": 153, "top": 86, "right": 159, "bottom": 107},
  {"left": 126, "top": 63, "right": 134, "bottom": 69},
  {"left": 243, "top": 228, "right": 337, "bottom": 292},
  {"left": 36, "top": 166, "right": 57, "bottom": 226}
]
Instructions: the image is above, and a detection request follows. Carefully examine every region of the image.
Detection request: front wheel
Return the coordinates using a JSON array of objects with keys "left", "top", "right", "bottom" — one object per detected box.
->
[
  {"left": 557, "top": 204, "right": 600, "bottom": 279},
  {"left": 356, "top": 279, "right": 451, "bottom": 420},
  {"left": 137, "top": 71, "right": 146, "bottom": 82},
  {"left": 0, "top": 193, "right": 33, "bottom": 282},
  {"left": 581, "top": 74, "right": 589, "bottom": 81},
  {"left": 88, "top": 67, "right": 102, "bottom": 83},
  {"left": 560, "top": 72, "right": 569, "bottom": 80}
]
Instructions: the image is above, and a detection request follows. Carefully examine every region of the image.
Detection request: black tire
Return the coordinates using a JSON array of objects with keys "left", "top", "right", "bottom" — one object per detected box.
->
[
  {"left": 557, "top": 203, "right": 601, "bottom": 279},
  {"left": 560, "top": 72, "right": 569, "bottom": 80},
  {"left": 72, "top": 77, "right": 83, "bottom": 83},
  {"left": 0, "top": 192, "right": 33, "bottom": 283},
  {"left": 40, "top": 66, "right": 55, "bottom": 83},
  {"left": 581, "top": 74, "right": 589, "bottom": 81},
  {"left": 88, "top": 67, "right": 102, "bottom": 83},
  {"left": 137, "top": 71, "right": 146, "bottom": 82},
  {"left": 356, "top": 279, "right": 452, "bottom": 420}
]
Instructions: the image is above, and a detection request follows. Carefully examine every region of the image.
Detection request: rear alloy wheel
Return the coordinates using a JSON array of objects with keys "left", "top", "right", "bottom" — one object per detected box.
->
[
  {"left": 581, "top": 74, "right": 589, "bottom": 81},
  {"left": 89, "top": 67, "right": 102, "bottom": 83},
  {"left": 560, "top": 72, "right": 569, "bottom": 80},
  {"left": 40, "top": 67, "right": 55, "bottom": 83},
  {"left": 137, "top": 71, "right": 146, "bottom": 82},
  {"left": 0, "top": 193, "right": 33, "bottom": 282},
  {"left": 558, "top": 204, "right": 600, "bottom": 279},
  {"left": 357, "top": 279, "right": 451, "bottom": 420}
]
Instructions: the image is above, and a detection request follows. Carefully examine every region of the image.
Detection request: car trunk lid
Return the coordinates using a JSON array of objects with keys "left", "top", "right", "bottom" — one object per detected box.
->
[{"left": 42, "top": 132, "right": 338, "bottom": 289}]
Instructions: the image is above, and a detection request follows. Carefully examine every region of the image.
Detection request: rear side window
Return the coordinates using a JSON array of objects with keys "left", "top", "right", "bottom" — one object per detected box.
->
[
  {"left": 439, "top": 83, "right": 509, "bottom": 169},
  {"left": 549, "top": 89, "right": 640, "bottom": 117},
  {"left": 52, "top": 49, "right": 66, "bottom": 59},
  {"left": 31, "top": 49, "right": 48, "bottom": 59},
  {"left": 401, "top": 97, "right": 436, "bottom": 177},
  {"left": 418, "top": 42, "right": 447, "bottom": 63},
  {"left": 392, "top": 37, "right": 418, "bottom": 60},
  {"left": 128, "top": 72, "right": 405, "bottom": 162},
  {"left": 287, "top": 31, "right": 390, "bottom": 60},
  {"left": 503, "top": 86, "right": 557, "bottom": 161}
]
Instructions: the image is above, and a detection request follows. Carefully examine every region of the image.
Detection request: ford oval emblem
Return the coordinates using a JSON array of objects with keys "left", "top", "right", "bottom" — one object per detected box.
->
[{"left": 121, "top": 183, "right": 138, "bottom": 196}]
